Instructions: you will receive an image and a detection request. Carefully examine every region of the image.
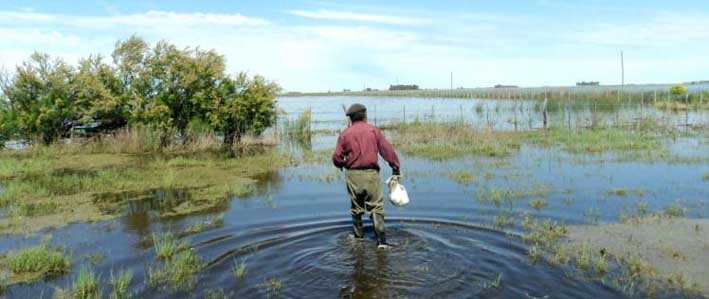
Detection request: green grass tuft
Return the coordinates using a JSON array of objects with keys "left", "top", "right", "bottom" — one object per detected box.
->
[
  {"left": 663, "top": 204, "right": 686, "bottom": 217},
  {"left": 444, "top": 170, "right": 476, "bottom": 185},
  {"left": 232, "top": 258, "right": 248, "bottom": 281},
  {"left": 147, "top": 241, "right": 203, "bottom": 292},
  {"left": 72, "top": 267, "right": 100, "bottom": 299},
  {"left": 528, "top": 198, "right": 548, "bottom": 210},
  {"left": 7, "top": 245, "right": 71, "bottom": 277},
  {"left": 109, "top": 269, "right": 132, "bottom": 299}
]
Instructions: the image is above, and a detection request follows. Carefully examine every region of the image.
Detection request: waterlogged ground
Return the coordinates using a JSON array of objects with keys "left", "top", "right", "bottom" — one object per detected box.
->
[{"left": 0, "top": 96, "right": 708, "bottom": 298}]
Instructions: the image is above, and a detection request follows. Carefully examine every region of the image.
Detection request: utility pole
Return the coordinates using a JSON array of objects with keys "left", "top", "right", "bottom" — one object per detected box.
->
[
  {"left": 620, "top": 50, "right": 625, "bottom": 87},
  {"left": 450, "top": 72, "right": 453, "bottom": 90}
]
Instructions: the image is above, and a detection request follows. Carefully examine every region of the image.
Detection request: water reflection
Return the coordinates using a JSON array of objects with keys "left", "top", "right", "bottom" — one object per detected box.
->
[{"left": 340, "top": 242, "right": 392, "bottom": 299}]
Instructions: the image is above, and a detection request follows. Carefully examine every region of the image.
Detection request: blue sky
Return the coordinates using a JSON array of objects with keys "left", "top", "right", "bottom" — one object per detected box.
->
[{"left": 1, "top": 0, "right": 708, "bottom": 92}]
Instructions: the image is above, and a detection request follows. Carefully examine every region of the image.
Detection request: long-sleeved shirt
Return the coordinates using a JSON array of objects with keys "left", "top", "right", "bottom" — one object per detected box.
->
[{"left": 332, "top": 121, "right": 400, "bottom": 174}]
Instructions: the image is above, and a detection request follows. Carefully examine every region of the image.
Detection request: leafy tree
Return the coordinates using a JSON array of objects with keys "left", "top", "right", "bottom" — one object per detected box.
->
[
  {"left": 74, "top": 55, "right": 126, "bottom": 130},
  {"left": 669, "top": 85, "right": 688, "bottom": 102},
  {"left": 112, "top": 37, "right": 225, "bottom": 144},
  {"left": 0, "top": 53, "right": 77, "bottom": 144},
  {"left": 209, "top": 73, "right": 280, "bottom": 146},
  {"left": 0, "top": 97, "right": 14, "bottom": 147}
]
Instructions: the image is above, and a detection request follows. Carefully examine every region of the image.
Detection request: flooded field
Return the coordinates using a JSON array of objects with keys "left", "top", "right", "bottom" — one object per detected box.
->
[{"left": 1, "top": 96, "right": 708, "bottom": 298}]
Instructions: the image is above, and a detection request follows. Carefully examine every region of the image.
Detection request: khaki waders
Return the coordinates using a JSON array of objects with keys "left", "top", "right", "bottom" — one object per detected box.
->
[{"left": 346, "top": 169, "right": 386, "bottom": 244}]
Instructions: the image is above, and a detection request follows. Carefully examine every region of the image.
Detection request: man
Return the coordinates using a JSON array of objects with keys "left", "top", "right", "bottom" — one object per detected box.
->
[{"left": 333, "top": 103, "right": 401, "bottom": 249}]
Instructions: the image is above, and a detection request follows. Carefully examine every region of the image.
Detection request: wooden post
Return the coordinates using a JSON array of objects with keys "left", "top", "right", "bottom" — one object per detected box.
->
[{"left": 542, "top": 97, "right": 548, "bottom": 129}]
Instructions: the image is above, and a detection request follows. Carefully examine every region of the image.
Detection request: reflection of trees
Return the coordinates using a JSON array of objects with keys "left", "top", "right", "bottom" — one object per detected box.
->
[
  {"left": 116, "top": 171, "right": 284, "bottom": 244},
  {"left": 249, "top": 170, "right": 283, "bottom": 197}
]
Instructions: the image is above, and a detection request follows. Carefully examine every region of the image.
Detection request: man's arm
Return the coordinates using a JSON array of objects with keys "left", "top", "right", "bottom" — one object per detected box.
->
[
  {"left": 375, "top": 128, "right": 400, "bottom": 175},
  {"left": 332, "top": 134, "right": 347, "bottom": 169}
]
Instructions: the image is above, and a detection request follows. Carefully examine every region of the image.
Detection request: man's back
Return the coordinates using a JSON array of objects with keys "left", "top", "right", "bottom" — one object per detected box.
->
[{"left": 333, "top": 121, "right": 399, "bottom": 173}]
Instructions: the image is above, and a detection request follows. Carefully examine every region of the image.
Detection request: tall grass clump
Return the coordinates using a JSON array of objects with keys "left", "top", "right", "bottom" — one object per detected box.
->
[
  {"left": 148, "top": 233, "right": 203, "bottom": 291},
  {"left": 71, "top": 267, "right": 100, "bottom": 299},
  {"left": 283, "top": 109, "right": 312, "bottom": 144},
  {"left": 153, "top": 232, "right": 183, "bottom": 260},
  {"left": 109, "top": 270, "right": 133, "bottom": 299},
  {"left": 7, "top": 245, "right": 71, "bottom": 277},
  {"left": 232, "top": 258, "right": 248, "bottom": 281}
]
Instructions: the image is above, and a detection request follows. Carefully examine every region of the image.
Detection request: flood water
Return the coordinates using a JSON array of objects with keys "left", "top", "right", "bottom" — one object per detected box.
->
[{"left": 1, "top": 96, "right": 708, "bottom": 298}]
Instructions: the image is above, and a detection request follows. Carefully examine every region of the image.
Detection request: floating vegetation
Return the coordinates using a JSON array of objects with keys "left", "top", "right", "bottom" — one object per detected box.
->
[{"left": 703, "top": 172, "right": 709, "bottom": 182}]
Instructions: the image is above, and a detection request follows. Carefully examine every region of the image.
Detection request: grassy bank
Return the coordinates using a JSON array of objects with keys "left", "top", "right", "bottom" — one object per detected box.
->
[{"left": 0, "top": 136, "right": 292, "bottom": 234}]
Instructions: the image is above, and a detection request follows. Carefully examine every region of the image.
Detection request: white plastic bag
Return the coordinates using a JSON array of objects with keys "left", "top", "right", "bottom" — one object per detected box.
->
[{"left": 386, "top": 176, "right": 410, "bottom": 207}]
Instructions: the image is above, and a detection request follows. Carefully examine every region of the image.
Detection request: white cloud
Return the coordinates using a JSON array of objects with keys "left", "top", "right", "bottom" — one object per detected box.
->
[
  {"left": 1, "top": 7, "right": 709, "bottom": 91},
  {"left": 0, "top": 10, "right": 270, "bottom": 28},
  {"left": 289, "top": 9, "right": 421, "bottom": 25}
]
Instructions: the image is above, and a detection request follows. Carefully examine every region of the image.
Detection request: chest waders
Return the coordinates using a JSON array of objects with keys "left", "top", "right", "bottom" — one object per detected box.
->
[{"left": 346, "top": 169, "right": 388, "bottom": 247}]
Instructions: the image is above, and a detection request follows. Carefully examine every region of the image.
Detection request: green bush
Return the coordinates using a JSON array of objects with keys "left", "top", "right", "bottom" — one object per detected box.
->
[
  {"left": 0, "top": 36, "right": 280, "bottom": 148},
  {"left": 669, "top": 85, "right": 688, "bottom": 102}
]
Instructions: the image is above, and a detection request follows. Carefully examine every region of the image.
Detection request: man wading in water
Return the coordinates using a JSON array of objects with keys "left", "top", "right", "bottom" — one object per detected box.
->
[{"left": 333, "top": 103, "right": 401, "bottom": 249}]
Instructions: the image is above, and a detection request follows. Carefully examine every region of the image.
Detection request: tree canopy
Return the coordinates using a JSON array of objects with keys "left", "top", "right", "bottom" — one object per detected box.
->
[{"left": 0, "top": 36, "right": 280, "bottom": 147}]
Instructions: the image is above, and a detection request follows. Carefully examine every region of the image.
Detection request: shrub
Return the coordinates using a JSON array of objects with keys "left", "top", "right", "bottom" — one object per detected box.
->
[{"left": 669, "top": 85, "right": 688, "bottom": 102}]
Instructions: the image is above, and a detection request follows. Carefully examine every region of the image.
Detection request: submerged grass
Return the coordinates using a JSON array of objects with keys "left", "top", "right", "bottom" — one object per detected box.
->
[
  {"left": 444, "top": 170, "right": 476, "bottom": 185},
  {"left": 386, "top": 118, "right": 688, "bottom": 163},
  {"left": 0, "top": 142, "right": 292, "bottom": 234},
  {"left": 390, "top": 120, "right": 522, "bottom": 160}
]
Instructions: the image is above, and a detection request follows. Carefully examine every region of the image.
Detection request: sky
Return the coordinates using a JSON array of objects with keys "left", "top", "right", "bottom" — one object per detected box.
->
[{"left": 1, "top": 0, "right": 708, "bottom": 92}]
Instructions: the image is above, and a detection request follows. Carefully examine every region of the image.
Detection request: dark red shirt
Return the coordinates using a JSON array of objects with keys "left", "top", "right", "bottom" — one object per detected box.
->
[{"left": 333, "top": 121, "right": 400, "bottom": 173}]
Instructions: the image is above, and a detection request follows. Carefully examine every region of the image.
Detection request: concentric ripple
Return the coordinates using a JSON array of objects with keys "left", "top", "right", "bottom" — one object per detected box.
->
[{"left": 141, "top": 217, "right": 628, "bottom": 299}]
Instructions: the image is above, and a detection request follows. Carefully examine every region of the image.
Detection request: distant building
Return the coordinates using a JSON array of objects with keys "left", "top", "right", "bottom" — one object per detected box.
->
[
  {"left": 494, "top": 84, "right": 518, "bottom": 88},
  {"left": 685, "top": 80, "right": 709, "bottom": 85},
  {"left": 343, "top": 89, "right": 351, "bottom": 92},
  {"left": 576, "top": 81, "right": 600, "bottom": 86},
  {"left": 389, "top": 84, "right": 419, "bottom": 91}
]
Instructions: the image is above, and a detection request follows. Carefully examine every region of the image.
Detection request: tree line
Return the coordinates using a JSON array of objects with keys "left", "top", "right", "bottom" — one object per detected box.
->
[{"left": 0, "top": 36, "right": 280, "bottom": 147}]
